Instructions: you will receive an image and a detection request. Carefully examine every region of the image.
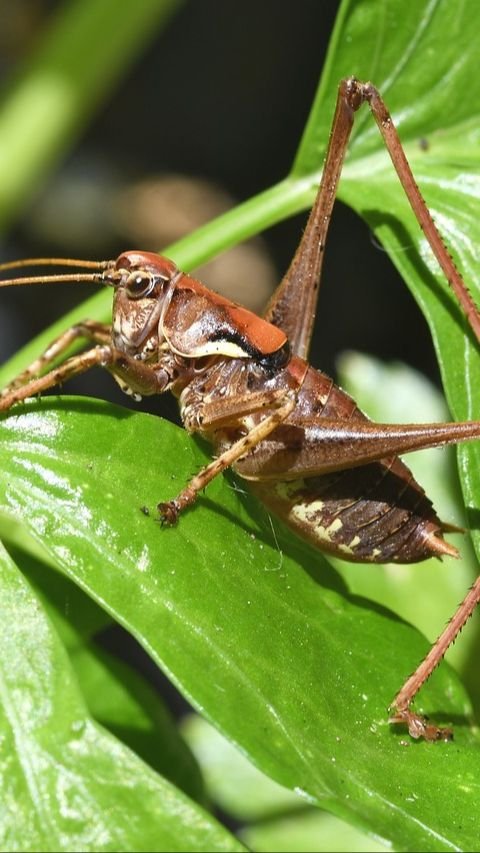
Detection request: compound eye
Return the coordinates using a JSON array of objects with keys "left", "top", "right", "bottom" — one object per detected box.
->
[{"left": 125, "top": 271, "right": 155, "bottom": 299}]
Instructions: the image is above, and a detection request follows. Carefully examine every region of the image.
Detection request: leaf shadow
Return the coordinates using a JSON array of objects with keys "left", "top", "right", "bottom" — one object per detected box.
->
[
  {"left": 206, "top": 471, "right": 427, "bottom": 629},
  {"left": 195, "top": 486, "right": 349, "bottom": 597},
  {"left": 388, "top": 712, "right": 474, "bottom": 742},
  {"left": 465, "top": 505, "right": 480, "bottom": 534}
]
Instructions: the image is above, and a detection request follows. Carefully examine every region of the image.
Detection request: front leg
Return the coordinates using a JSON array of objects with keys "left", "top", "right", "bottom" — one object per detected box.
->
[
  {"left": 1, "top": 321, "right": 111, "bottom": 396},
  {"left": 158, "top": 357, "right": 307, "bottom": 523},
  {"left": 0, "top": 345, "right": 114, "bottom": 410},
  {"left": 0, "top": 335, "right": 178, "bottom": 412}
]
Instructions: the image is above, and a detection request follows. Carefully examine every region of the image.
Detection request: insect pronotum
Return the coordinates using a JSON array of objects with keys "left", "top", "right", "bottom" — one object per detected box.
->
[{"left": 1, "top": 78, "right": 480, "bottom": 741}]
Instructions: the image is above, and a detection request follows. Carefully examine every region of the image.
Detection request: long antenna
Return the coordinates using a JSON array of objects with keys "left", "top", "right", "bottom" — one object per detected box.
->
[
  {"left": 0, "top": 272, "right": 107, "bottom": 288},
  {"left": 0, "top": 257, "right": 110, "bottom": 272},
  {"left": 0, "top": 256, "right": 114, "bottom": 288}
]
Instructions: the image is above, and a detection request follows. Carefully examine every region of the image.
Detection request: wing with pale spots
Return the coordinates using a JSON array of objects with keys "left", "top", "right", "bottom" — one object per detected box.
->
[{"left": 250, "top": 456, "right": 457, "bottom": 564}]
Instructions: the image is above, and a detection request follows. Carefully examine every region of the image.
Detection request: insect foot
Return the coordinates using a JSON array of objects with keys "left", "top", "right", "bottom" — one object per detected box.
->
[
  {"left": 389, "top": 707, "right": 453, "bottom": 742},
  {"left": 158, "top": 480, "right": 200, "bottom": 525},
  {"left": 157, "top": 500, "right": 181, "bottom": 526}
]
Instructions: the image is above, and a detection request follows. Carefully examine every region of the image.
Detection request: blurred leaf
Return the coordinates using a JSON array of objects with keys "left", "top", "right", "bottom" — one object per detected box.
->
[
  {"left": 0, "top": 0, "right": 182, "bottom": 229},
  {"left": 0, "top": 541, "right": 244, "bottom": 852},
  {"left": 241, "top": 809, "right": 388, "bottom": 853},
  {"left": 181, "top": 713, "right": 301, "bottom": 821}
]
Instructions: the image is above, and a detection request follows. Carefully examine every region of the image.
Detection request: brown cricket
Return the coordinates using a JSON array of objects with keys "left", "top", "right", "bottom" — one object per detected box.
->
[{"left": 1, "top": 78, "right": 480, "bottom": 741}]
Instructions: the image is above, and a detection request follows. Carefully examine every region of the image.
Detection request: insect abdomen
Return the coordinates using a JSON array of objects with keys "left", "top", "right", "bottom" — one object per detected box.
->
[
  {"left": 251, "top": 456, "right": 456, "bottom": 563},
  {"left": 247, "top": 366, "right": 458, "bottom": 563}
]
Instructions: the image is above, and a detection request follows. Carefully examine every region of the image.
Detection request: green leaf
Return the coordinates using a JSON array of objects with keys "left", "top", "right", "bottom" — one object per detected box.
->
[
  {"left": 0, "top": 540, "right": 244, "bottom": 852},
  {"left": 181, "top": 713, "right": 302, "bottom": 822},
  {"left": 71, "top": 643, "right": 205, "bottom": 802},
  {"left": 241, "top": 809, "right": 388, "bottom": 853},
  {"left": 0, "top": 398, "right": 479, "bottom": 853},
  {"left": 182, "top": 713, "right": 387, "bottom": 852}
]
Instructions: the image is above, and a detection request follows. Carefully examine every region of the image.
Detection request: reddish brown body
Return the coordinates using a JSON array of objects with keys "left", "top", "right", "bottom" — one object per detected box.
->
[
  {"left": 177, "top": 349, "right": 456, "bottom": 564},
  {"left": 2, "top": 78, "right": 480, "bottom": 740},
  {"left": 102, "top": 250, "right": 470, "bottom": 565}
]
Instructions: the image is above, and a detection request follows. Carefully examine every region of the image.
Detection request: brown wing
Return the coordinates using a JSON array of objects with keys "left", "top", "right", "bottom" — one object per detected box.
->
[{"left": 242, "top": 364, "right": 458, "bottom": 563}]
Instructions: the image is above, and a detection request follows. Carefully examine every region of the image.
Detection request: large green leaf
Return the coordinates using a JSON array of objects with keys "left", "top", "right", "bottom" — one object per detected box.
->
[
  {"left": 0, "top": 540, "right": 244, "bottom": 852},
  {"left": 335, "top": 353, "right": 480, "bottom": 682},
  {"left": 0, "top": 398, "right": 479, "bottom": 853},
  {"left": 0, "top": 0, "right": 182, "bottom": 230},
  {"left": 3, "top": 0, "right": 480, "bottom": 851}
]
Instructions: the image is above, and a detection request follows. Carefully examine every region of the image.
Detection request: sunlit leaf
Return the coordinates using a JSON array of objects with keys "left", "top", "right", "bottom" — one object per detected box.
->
[
  {"left": 0, "top": 400, "right": 479, "bottom": 852},
  {"left": 0, "top": 542, "right": 243, "bottom": 852}
]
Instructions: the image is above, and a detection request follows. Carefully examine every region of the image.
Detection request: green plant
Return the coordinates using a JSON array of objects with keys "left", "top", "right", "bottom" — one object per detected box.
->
[{"left": 1, "top": 0, "right": 480, "bottom": 850}]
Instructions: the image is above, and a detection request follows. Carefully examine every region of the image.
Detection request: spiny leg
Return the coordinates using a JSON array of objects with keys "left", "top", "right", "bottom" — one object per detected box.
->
[
  {"left": 389, "top": 575, "right": 480, "bottom": 741},
  {"left": 266, "top": 77, "right": 480, "bottom": 359},
  {"left": 1, "top": 321, "right": 111, "bottom": 395},
  {"left": 263, "top": 77, "right": 480, "bottom": 738},
  {"left": 360, "top": 81, "right": 480, "bottom": 343},
  {"left": 0, "top": 345, "right": 114, "bottom": 411}
]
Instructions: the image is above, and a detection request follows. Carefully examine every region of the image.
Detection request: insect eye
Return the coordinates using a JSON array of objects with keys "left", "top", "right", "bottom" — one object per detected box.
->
[{"left": 125, "top": 271, "right": 155, "bottom": 299}]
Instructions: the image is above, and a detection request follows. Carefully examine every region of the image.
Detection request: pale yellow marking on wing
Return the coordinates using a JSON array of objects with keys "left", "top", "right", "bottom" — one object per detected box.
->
[
  {"left": 326, "top": 517, "right": 342, "bottom": 534},
  {"left": 337, "top": 543, "right": 354, "bottom": 555},
  {"left": 288, "top": 501, "right": 345, "bottom": 546}
]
